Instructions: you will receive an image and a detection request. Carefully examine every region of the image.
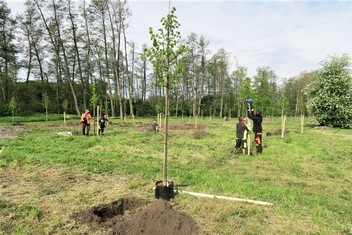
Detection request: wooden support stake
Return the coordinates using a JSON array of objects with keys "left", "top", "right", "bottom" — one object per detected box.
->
[
  {"left": 281, "top": 115, "right": 286, "bottom": 138},
  {"left": 96, "top": 105, "right": 100, "bottom": 136},
  {"left": 64, "top": 111, "right": 66, "bottom": 125}
]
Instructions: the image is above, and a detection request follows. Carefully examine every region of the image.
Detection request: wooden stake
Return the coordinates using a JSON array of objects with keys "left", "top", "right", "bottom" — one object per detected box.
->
[
  {"left": 96, "top": 105, "right": 100, "bottom": 136},
  {"left": 281, "top": 115, "right": 286, "bottom": 138},
  {"left": 159, "top": 113, "right": 162, "bottom": 132},
  {"left": 300, "top": 114, "right": 304, "bottom": 134},
  {"left": 64, "top": 111, "right": 66, "bottom": 125},
  {"left": 246, "top": 116, "right": 251, "bottom": 156}
]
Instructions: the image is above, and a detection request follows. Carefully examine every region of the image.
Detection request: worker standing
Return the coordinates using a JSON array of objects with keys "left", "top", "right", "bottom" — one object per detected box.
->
[
  {"left": 233, "top": 117, "right": 250, "bottom": 155},
  {"left": 80, "top": 109, "right": 92, "bottom": 136},
  {"left": 247, "top": 109, "right": 263, "bottom": 155}
]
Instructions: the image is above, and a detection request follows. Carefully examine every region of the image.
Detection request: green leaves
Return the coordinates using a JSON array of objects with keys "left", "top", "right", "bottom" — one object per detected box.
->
[
  {"left": 306, "top": 54, "right": 352, "bottom": 128},
  {"left": 145, "top": 7, "right": 187, "bottom": 88}
]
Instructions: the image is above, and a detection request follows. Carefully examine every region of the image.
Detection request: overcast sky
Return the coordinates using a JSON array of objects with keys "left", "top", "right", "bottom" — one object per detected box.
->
[{"left": 6, "top": 0, "right": 352, "bottom": 80}]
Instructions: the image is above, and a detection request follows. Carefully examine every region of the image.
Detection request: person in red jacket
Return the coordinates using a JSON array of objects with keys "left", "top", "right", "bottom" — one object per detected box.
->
[{"left": 80, "top": 109, "right": 92, "bottom": 136}]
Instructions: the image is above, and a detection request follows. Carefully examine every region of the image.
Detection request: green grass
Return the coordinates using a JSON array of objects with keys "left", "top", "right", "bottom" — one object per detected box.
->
[{"left": 0, "top": 115, "right": 351, "bottom": 234}]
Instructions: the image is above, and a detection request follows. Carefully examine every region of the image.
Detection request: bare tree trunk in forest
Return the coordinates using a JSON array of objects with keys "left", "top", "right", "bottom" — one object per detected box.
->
[
  {"left": 192, "top": 64, "right": 197, "bottom": 117},
  {"left": 24, "top": 29, "right": 32, "bottom": 86},
  {"left": 101, "top": 4, "right": 115, "bottom": 117},
  {"left": 82, "top": 0, "right": 93, "bottom": 88},
  {"left": 220, "top": 91, "right": 224, "bottom": 117},
  {"left": 198, "top": 65, "right": 205, "bottom": 116},
  {"left": 107, "top": 1, "right": 123, "bottom": 119},
  {"left": 33, "top": 43, "right": 46, "bottom": 84},
  {"left": 143, "top": 56, "right": 147, "bottom": 102},
  {"left": 68, "top": 0, "right": 87, "bottom": 109},
  {"left": 34, "top": 0, "right": 80, "bottom": 115},
  {"left": 52, "top": 0, "right": 80, "bottom": 115},
  {"left": 123, "top": 26, "right": 134, "bottom": 118}
]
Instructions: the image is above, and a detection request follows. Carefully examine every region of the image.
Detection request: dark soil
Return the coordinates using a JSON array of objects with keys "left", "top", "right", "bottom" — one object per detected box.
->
[
  {"left": 72, "top": 198, "right": 199, "bottom": 235},
  {"left": 168, "top": 124, "right": 207, "bottom": 130}
]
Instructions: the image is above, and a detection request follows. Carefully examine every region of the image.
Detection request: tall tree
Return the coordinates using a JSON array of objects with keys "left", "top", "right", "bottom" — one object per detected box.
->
[
  {"left": 0, "top": 0, "right": 17, "bottom": 105},
  {"left": 67, "top": 0, "right": 88, "bottom": 109},
  {"left": 232, "top": 64, "right": 248, "bottom": 117},
  {"left": 197, "top": 35, "right": 209, "bottom": 116},
  {"left": 185, "top": 33, "right": 200, "bottom": 117},
  {"left": 90, "top": 0, "right": 115, "bottom": 116},
  {"left": 107, "top": 0, "right": 125, "bottom": 119},
  {"left": 146, "top": 6, "right": 186, "bottom": 185},
  {"left": 252, "top": 66, "right": 276, "bottom": 114},
  {"left": 211, "top": 48, "right": 229, "bottom": 117},
  {"left": 306, "top": 54, "right": 352, "bottom": 128}
]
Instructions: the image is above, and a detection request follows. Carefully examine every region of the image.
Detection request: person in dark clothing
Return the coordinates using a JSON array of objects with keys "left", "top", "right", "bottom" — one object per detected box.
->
[
  {"left": 247, "top": 109, "right": 263, "bottom": 154},
  {"left": 98, "top": 113, "right": 108, "bottom": 135},
  {"left": 233, "top": 117, "right": 250, "bottom": 155},
  {"left": 151, "top": 120, "right": 159, "bottom": 132}
]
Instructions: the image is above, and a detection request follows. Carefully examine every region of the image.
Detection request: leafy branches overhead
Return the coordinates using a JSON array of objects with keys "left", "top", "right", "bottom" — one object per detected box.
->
[
  {"left": 306, "top": 54, "right": 352, "bottom": 128},
  {"left": 145, "top": 7, "right": 187, "bottom": 87}
]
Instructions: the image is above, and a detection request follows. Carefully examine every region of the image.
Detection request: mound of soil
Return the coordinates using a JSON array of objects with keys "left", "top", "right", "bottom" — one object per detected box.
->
[{"left": 72, "top": 198, "right": 199, "bottom": 235}]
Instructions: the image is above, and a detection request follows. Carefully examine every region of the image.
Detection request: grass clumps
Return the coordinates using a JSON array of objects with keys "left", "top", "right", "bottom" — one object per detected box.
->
[{"left": 0, "top": 115, "right": 351, "bottom": 234}]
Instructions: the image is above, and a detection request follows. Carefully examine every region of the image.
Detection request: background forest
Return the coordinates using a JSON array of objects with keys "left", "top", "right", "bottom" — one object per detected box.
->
[{"left": 1, "top": 0, "right": 351, "bottom": 128}]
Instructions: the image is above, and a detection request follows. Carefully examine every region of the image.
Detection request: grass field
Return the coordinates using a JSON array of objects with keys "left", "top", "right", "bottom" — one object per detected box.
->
[{"left": 0, "top": 114, "right": 351, "bottom": 234}]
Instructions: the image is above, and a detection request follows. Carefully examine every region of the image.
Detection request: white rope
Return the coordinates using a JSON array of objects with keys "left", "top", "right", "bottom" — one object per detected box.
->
[{"left": 180, "top": 191, "right": 273, "bottom": 206}]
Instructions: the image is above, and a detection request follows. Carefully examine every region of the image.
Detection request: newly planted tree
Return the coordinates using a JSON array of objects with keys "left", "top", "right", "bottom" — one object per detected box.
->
[
  {"left": 43, "top": 91, "right": 49, "bottom": 123},
  {"left": 90, "top": 84, "right": 98, "bottom": 135},
  {"left": 8, "top": 96, "right": 17, "bottom": 124},
  {"left": 146, "top": 6, "right": 186, "bottom": 184}
]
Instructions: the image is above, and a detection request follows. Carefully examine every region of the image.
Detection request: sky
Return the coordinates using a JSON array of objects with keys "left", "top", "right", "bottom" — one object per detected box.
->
[{"left": 6, "top": 0, "right": 352, "bottom": 80}]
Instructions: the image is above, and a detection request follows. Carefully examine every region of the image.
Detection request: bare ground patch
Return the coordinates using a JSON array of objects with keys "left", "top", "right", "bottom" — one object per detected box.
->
[
  {"left": 0, "top": 166, "right": 199, "bottom": 234},
  {"left": 0, "top": 126, "right": 23, "bottom": 139}
]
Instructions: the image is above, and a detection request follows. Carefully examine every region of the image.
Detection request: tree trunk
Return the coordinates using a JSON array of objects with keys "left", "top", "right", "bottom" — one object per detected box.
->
[
  {"left": 68, "top": 0, "right": 87, "bottom": 109},
  {"left": 123, "top": 26, "right": 134, "bottom": 118}
]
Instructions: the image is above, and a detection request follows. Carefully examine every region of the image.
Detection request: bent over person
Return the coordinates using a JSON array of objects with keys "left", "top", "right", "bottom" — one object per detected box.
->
[
  {"left": 247, "top": 109, "right": 263, "bottom": 154},
  {"left": 80, "top": 109, "right": 92, "bottom": 136}
]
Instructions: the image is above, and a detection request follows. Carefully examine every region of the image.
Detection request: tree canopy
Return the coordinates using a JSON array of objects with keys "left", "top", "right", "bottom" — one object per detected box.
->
[
  {"left": 307, "top": 54, "right": 352, "bottom": 128},
  {"left": 0, "top": 0, "right": 351, "bottom": 129}
]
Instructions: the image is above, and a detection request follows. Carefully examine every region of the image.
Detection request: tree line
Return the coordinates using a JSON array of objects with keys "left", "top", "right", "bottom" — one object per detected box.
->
[{"left": 1, "top": 0, "right": 351, "bottom": 127}]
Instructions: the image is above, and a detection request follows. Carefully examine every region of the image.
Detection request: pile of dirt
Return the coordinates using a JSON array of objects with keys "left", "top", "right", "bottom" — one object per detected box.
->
[{"left": 72, "top": 198, "right": 199, "bottom": 235}]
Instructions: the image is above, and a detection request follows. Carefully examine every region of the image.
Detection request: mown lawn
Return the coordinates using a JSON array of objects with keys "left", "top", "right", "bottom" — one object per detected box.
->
[{"left": 0, "top": 114, "right": 351, "bottom": 234}]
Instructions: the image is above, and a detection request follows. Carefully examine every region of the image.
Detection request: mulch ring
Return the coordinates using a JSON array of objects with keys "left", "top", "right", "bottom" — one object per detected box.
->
[
  {"left": 72, "top": 198, "right": 199, "bottom": 235},
  {"left": 138, "top": 123, "right": 209, "bottom": 132},
  {"left": 168, "top": 124, "right": 207, "bottom": 130}
]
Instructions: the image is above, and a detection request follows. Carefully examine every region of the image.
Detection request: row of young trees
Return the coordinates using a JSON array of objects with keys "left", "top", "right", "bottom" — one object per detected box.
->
[{"left": 1, "top": 0, "right": 351, "bottom": 128}]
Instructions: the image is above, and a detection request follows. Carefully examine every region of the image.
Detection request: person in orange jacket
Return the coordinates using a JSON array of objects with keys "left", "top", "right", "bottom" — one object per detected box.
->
[{"left": 80, "top": 109, "right": 92, "bottom": 136}]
